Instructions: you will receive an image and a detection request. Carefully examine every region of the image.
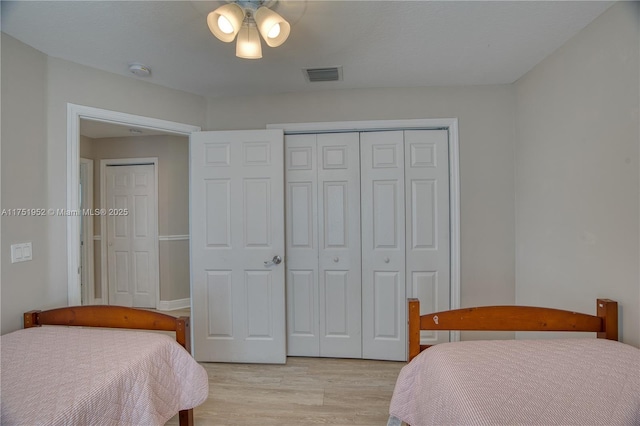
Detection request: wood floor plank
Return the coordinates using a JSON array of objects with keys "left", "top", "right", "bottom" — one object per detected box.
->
[{"left": 166, "top": 357, "right": 404, "bottom": 425}]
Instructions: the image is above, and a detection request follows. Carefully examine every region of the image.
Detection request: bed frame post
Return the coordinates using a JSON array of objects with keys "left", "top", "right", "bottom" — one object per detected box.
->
[
  {"left": 24, "top": 310, "right": 40, "bottom": 328},
  {"left": 176, "top": 316, "right": 194, "bottom": 426},
  {"left": 179, "top": 409, "right": 194, "bottom": 426},
  {"left": 176, "top": 316, "right": 191, "bottom": 352},
  {"left": 596, "top": 299, "right": 618, "bottom": 341},
  {"left": 408, "top": 298, "right": 420, "bottom": 362}
]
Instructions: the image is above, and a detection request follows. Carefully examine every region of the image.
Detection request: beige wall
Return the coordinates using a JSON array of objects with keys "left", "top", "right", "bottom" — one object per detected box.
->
[
  {"left": 515, "top": 2, "right": 640, "bottom": 346},
  {"left": 1, "top": 34, "right": 205, "bottom": 334},
  {"left": 80, "top": 135, "right": 93, "bottom": 158},
  {"left": 4, "top": 2, "right": 637, "bottom": 345},
  {"left": 206, "top": 85, "right": 518, "bottom": 321},
  {"left": 81, "top": 135, "right": 190, "bottom": 301},
  {"left": 1, "top": 34, "right": 53, "bottom": 334},
  {"left": 45, "top": 58, "right": 205, "bottom": 312}
]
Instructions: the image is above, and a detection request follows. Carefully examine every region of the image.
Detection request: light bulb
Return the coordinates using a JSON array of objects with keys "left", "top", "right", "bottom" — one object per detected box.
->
[
  {"left": 218, "top": 15, "right": 234, "bottom": 34},
  {"left": 267, "top": 23, "right": 281, "bottom": 39}
]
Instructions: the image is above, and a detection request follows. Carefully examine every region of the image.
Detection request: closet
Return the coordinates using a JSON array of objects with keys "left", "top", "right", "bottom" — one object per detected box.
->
[{"left": 285, "top": 129, "right": 450, "bottom": 361}]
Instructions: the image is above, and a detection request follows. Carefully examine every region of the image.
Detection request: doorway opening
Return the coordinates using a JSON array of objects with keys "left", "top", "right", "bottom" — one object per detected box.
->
[{"left": 67, "top": 104, "right": 201, "bottom": 308}]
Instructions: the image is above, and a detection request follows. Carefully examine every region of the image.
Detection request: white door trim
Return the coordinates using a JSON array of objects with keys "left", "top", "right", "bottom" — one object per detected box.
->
[
  {"left": 67, "top": 103, "right": 201, "bottom": 306},
  {"left": 268, "top": 118, "right": 461, "bottom": 342},
  {"left": 100, "top": 158, "right": 159, "bottom": 308},
  {"left": 79, "top": 158, "right": 95, "bottom": 304}
]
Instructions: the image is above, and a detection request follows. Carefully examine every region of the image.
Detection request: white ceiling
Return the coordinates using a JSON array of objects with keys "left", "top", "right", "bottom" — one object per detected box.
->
[{"left": 2, "top": 1, "right": 613, "bottom": 99}]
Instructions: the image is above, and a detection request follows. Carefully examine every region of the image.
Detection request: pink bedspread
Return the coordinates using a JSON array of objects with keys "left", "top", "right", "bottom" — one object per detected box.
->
[
  {"left": 389, "top": 338, "right": 640, "bottom": 425},
  {"left": 1, "top": 326, "right": 209, "bottom": 425}
]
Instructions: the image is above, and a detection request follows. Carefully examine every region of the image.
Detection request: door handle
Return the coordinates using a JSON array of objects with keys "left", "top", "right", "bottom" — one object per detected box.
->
[{"left": 264, "top": 255, "right": 282, "bottom": 267}]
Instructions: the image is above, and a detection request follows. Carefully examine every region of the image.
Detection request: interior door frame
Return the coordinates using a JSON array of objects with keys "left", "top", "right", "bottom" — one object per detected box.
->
[
  {"left": 101, "top": 158, "right": 159, "bottom": 307},
  {"left": 268, "top": 118, "right": 461, "bottom": 342},
  {"left": 67, "top": 104, "right": 201, "bottom": 306},
  {"left": 79, "top": 157, "right": 95, "bottom": 304}
]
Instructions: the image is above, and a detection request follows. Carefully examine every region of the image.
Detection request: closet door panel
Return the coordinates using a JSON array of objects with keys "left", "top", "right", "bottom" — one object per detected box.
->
[
  {"left": 405, "top": 129, "right": 450, "bottom": 346},
  {"left": 285, "top": 134, "right": 320, "bottom": 356},
  {"left": 317, "top": 132, "right": 361, "bottom": 358},
  {"left": 361, "top": 131, "right": 406, "bottom": 361},
  {"left": 324, "top": 270, "right": 350, "bottom": 335}
]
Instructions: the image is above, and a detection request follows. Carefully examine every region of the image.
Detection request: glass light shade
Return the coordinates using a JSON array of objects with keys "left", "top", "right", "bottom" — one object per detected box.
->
[
  {"left": 207, "top": 3, "right": 244, "bottom": 43},
  {"left": 236, "top": 24, "right": 262, "bottom": 59},
  {"left": 254, "top": 7, "right": 290, "bottom": 47}
]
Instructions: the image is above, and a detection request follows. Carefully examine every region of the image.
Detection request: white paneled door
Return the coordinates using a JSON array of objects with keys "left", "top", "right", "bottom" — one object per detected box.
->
[
  {"left": 285, "top": 134, "right": 320, "bottom": 356},
  {"left": 361, "top": 131, "right": 406, "bottom": 360},
  {"left": 285, "top": 133, "right": 362, "bottom": 358},
  {"left": 317, "top": 133, "right": 362, "bottom": 358},
  {"left": 191, "top": 130, "right": 286, "bottom": 363},
  {"left": 106, "top": 164, "right": 158, "bottom": 308},
  {"left": 284, "top": 128, "right": 451, "bottom": 361},
  {"left": 405, "top": 130, "right": 450, "bottom": 347}
]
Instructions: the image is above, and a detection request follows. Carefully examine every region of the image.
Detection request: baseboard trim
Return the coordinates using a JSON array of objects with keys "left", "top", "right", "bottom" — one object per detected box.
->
[{"left": 158, "top": 298, "right": 190, "bottom": 311}]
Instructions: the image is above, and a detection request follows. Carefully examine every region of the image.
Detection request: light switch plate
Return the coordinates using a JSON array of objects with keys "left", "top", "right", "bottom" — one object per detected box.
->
[
  {"left": 11, "top": 242, "right": 33, "bottom": 263},
  {"left": 23, "top": 242, "right": 32, "bottom": 260}
]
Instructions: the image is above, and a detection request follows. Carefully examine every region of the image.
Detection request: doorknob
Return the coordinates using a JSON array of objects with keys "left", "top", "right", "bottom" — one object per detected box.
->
[{"left": 264, "top": 255, "right": 283, "bottom": 267}]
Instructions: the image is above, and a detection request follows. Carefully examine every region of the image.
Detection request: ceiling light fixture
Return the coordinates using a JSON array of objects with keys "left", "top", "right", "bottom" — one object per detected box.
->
[{"left": 207, "top": 1, "right": 290, "bottom": 59}]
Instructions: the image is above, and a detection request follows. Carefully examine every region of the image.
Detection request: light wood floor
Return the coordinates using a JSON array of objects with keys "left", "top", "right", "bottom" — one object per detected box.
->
[{"left": 166, "top": 357, "right": 405, "bottom": 425}]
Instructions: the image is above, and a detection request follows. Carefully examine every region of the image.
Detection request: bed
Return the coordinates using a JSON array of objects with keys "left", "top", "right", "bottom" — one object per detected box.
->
[
  {"left": 1, "top": 305, "right": 209, "bottom": 426},
  {"left": 388, "top": 298, "right": 640, "bottom": 426}
]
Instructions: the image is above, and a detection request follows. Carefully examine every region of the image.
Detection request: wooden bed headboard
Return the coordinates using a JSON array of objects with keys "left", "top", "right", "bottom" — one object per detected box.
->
[
  {"left": 408, "top": 298, "right": 618, "bottom": 362},
  {"left": 24, "top": 305, "right": 191, "bottom": 351}
]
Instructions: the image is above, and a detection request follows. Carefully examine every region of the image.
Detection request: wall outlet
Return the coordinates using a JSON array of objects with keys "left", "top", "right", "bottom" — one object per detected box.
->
[{"left": 11, "top": 242, "right": 33, "bottom": 263}]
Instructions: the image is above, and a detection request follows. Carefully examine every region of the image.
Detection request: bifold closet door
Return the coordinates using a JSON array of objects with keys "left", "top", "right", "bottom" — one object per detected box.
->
[
  {"left": 285, "top": 134, "right": 319, "bottom": 356},
  {"left": 285, "top": 128, "right": 451, "bottom": 360},
  {"left": 285, "top": 132, "right": 361, "bottom": 358},
  {"left": 404, "top": 130, "right": 451, "bottom": 347},
  {"left": 317, "top": 133, "right": 361, "bottom": 358},
  {"left": 361, "top": 131, "right": 406, "bottom": 361}
]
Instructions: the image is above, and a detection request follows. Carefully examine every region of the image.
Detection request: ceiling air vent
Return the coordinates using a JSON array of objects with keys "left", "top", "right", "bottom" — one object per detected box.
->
[{"left": 303, "top": 66, "right": 343, "bottom": 83}]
